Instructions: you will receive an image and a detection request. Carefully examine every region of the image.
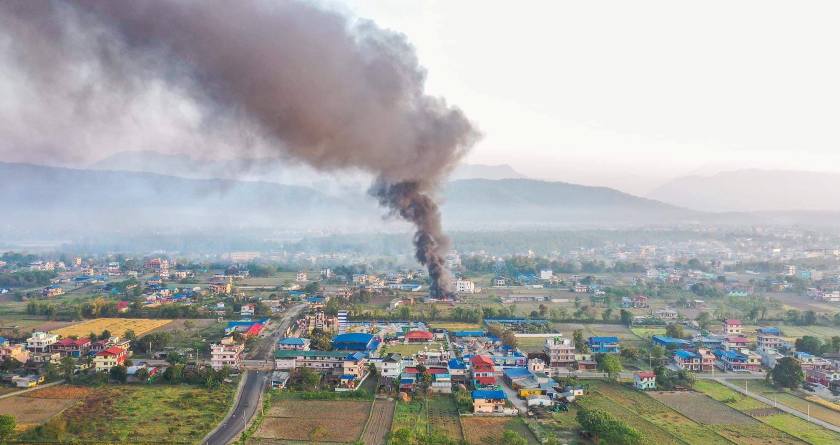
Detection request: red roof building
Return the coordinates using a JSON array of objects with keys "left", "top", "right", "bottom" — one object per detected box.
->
[
  {"left": 245, "top": 323, "right": 264, "bottom": 337},
  {"left": 470, "top": 355, "right": 496, "bottom": 386},
  {"left": 405, "top": 330, "right": 434, "bottom": 343},
  {"left": 723, "top": 319, "right": 743, "bottom": 335},
  {"left": 116, "top": 301, "right": 130, "bottom": 313}
]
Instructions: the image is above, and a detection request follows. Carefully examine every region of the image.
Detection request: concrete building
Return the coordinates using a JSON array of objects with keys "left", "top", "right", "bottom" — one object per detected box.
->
[
  {"left": 210, "top": 336, "right": 244, "bottom": 370},
  {"left": 26, "top": 332, "right": 58, "bottom": 353}
]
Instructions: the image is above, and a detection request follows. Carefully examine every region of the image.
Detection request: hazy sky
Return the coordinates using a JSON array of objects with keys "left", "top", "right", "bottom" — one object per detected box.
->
[{"left": 334, "top": 0, "right": 840, "bottom": 193}]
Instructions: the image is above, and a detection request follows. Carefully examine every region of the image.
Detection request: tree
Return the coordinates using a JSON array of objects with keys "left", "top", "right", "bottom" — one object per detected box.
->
[
  {"left": 573, "top": 329, "right": 589, "bottom": 352},
  {"left": 298, "top": 368, "right": 320, "bottom": 390},
  {"left": 665, "top": 323, "right": 685, "bottom": 339},
  {"left": 696, "top": 312, "right": 712, "bottom": 330},
  {"left": 110, "top": 365, "right": 128, "bottom": 383},
  {"left": 99, "top": 329, "right": 112, "bottom": 340},
  {"left": 620, "top": 346, "right": 640, "bottom": 362},
  {"left": 60, "top": 356, "right": 75, "bottom": 383},
  {"left": 620, "top": 309, "right": 633, "bottom": 327},
  {"left": 601, "top": 308, "right": 613, "bottom": 321},
  {"left": 0, "top": 415, "right": 14, "bottom": 443},
  {"left": 597, "top": 354, "right": 622, "bottom": 381},
  {"left": 803, "top": 310, "right": 818, "bottom": 326},
  {"left": 501, "top": 330, "right": 518, "bottom": 348},
  {"left": 771, "top": 357, "right": 804, "bottom": 389},
  {"left": 795, "top": 336, "right": 823, "bottom": 355},
  {"left": 538, "top": 304, "right": 548, "bottom": 317},
  {"left": 124, "top": 329, "right": 137, "bottom": 343}
]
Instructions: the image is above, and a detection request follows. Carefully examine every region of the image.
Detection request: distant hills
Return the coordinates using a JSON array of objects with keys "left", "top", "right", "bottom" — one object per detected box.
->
[{"left": 648, "top": 169, "right": 840, "bottom": 212}]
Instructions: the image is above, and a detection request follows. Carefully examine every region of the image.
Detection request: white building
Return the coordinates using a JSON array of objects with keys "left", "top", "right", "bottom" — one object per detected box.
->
[
  {"left": 240, "top": 304, "right": 255, "bottom": 317},
  {"left": 539, "top": 270, "right": 554, "bottom": 280},
  {"left": 373, "top": 353, "right": 404, "bottom": 379},
  {"left": 455, "top": 279, "right": 475, "bottom": 294},
  {"left": 296, "top": 272, "right": 308, "bottom": 282},
  {"left": 210, "top": 336, "right": 245, "bottom": 370},
  {"left": 26, "top": 332, "right": 58, "bottom": 352}
]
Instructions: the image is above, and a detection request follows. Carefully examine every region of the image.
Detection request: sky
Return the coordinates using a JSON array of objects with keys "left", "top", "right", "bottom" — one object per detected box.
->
[{"left": 333, "top": 0, "right": 840, "bottom": 194}]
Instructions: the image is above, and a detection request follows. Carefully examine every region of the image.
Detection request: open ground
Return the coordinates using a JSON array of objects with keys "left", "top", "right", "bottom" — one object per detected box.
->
[{"left": 51, "top": 318, "right": 172, "bottom": 337}]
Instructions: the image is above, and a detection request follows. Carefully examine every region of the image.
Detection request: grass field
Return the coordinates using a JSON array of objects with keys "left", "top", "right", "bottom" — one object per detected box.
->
[
  {"left": 631, "top": 326, "right": 667, "bottom": 339},
  {"left": 694, "top": 380, "right": 840, "bottom": 445},
  {"left": 778, "top": 325, "right": 840, "bottom": 339},
  {"left": 428, "top": 322, "right": 483, "bottom": 331},
  {"left": 254, "top": 399, "right": 371, "bottom": 443},
  {"left": 461, "top": 417, "right": 539, "bottom": 445},
  {"left": 51, "top": 318, "right": 172, "bottom": 338},
  {"left": 649, "top": 391, "right": 756, "bottom": 425},
  {"left": 15, "top": 384, "right": 233, "bottom": 443},
  {"left": 0, "top": 386, "right": 91, "bottom": 430},
  {"left": 727, "top": 379, "right": 840, "bottom": 428}
]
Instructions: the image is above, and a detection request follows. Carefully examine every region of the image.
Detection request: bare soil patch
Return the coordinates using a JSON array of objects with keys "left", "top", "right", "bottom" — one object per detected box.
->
[
  {"left": 256, "top": 400, "right": 372, "bottom": 443},
  {"left": 360, "top": 398, "right": 395, "bottom": 445}
]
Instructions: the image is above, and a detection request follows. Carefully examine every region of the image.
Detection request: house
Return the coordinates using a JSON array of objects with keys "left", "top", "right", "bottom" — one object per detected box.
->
[
  {"left": 127, "top": 365, "right": 159, "bottom": 383},
  {"left": 588, "top": 336, "right": 620, "bottom": 354},
  {"left": 673, "top": 348, "right": 715, "bottom": 372},
  {"left": 11, "top": 375, "right": 40, "bottom": 388},
  {"left": 794, "top": 352, "right": 833, "bottom": 371},
  {"left": 42, "top": 285, "right": 64, "bottom": 298},
  {"left": 116, "top": 301, "right": 130, "bottom": 313},
  {"left": 51, "top": 337, "right": 91, "bottom": 358},
  {"left": 573, "top": 283, "right": 588, "bottom": 293},
  {"left": 655, "top": 308, "right": 678, "bottom": 320},
  {"left": 296, "top": 272, "right": 308, "bottom": 282},
  {"left": 428, "top": 367, "right": 452, "bottom": 394},
  {"left": 274, "top": 350, "right": 366, "bottom": 377},
  {"left": 374, "top": 353, "right": 404, "bottom": 379},
  {"left": 632, "top": 295, "right": 649, "bottom": 308},
  {"left": 760, "top": 348, "right": 785, "bottom": 368},
  {"left": 723, "top": 336, "right": 751, "bottom": 351},
  {"left": 405, "top": 330, "right": 434, "bottom": 343},
  {"left": 714, "top": 349, "right": 761, "bottom": 372},
  {"left": 470, "top": 355, "right": 496, "bottom": 387},
  {"left": 26, "top": 331, "right": 59, "bottom": 352},
  {"left": 447, "top": 358, "right": 467, "bottom": 384},
  {"left": 240, "top": 304, "right": 255, "bottom": 317},
  {"left": 494, "top": 277, "right": 507, "bottom": 287},
  {"left": 209, "top": 277, "right": 232, "bottom": 294},
  {"left": 0, "top": 343, "right": 29, "bottom": 363},
  {"left": 806, "top": 368, "right": 840, "bottom": 387},
  {"left": 757, "top": 328, "right": 784, "bottom": 350},
  {"left": 544, "top": 336, "right": 576, "bottom": 372},
  {"left": 652, "top": 335, "right": 691, "bottom": 349},
  {"left": 472, "top": 390, "right": 508, "bottom": 414},
  {"left": 634, "top": 371, "right": 656, "bottom": 390},
  {"left": 277, "top": 337, "right": 310, "bottom": 351},
  {"left": 503, "top": 367, "right": 534, "bottom": 387},
  {"left": 455, "top": 279, "right": 475, "bottom": 294},
  {"left": 94, "top": 346, "right": 127, "bottom": 372},
  {"left": 723, "top": 319, "right": 743, "bottom": 335},
  {"left": 210, "top": 336, "right": 244, "bottom": 370}
]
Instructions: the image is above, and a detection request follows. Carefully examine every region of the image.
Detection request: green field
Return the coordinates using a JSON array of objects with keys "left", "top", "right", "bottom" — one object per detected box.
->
[
  {"left": 391, "top": 396, "right": 462, "bottom": 441},
  {"left": 17, "top": 384, "right": 234, "bottom": 443},
  {"left": 727, "top": 379, "right": 840, "bottom": 428},
  {"left": 695, "top": 380, "right": 840, "bottom": 444},
  {"left": 778, "top": 325, "right": 840, "bottom": 339}
]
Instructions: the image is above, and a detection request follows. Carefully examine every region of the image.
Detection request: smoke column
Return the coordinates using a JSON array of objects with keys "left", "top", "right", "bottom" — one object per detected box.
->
[{"left": 0, "top": 0, "right": 478, "bottom": 296}]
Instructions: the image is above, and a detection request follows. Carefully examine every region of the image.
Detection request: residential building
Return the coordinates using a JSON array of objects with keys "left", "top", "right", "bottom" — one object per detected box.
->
[
  {"left": 240, "top": 304, "right": 255, "bottom": 317},
  {"left": 26, "top": 331, "right": 59, "bottom": 353},
  {"left": 470, "top": 355, "right": 496, "bottom": 387},
  {"left": 209, "top": 277, "right": 232, "bottom": 294},
  {"left": 673, "top": 348, "right": 714, "bottom": 372},
  {"left": 447, "top": 358, "right": 467, "bottom": 384},
  {"left": 652, "top": 335, "right": 691, "bottom": 349},
  {"left": 210, "top": 336, "right": 245, "bottom": 370},
  {"left": 587, "top": 336, "right": 620, "bottom": 354},
  {"left": 455, "top": 279, "right": 475, "bottom": 294},
  {"left": 405, "top": 330, "right": 434, "bottom": 343},
  {"left": 757, "top": 327, "right": 784, "bottom": 350},
  {"left": 655, "top": 308, "right": 678, "bottom": 320},
  {"left": 332, "top": 333, "right": 378, "bottom": 352},
  {"left": 723, "top": 336, "right": 750, "bottom": 351},
  {"left": 634, "top": 371, "right": 656, "bottom": 390},
  {"left": 544, "top": 336, "right": 576, "bottom": 371},
  {"left": 51, "top": 338, "right": 91, "bottom": 358},
  {"left": 0, "top": 343, "right": 29, "bottom": 363},
  {"left": 472, "top": 390, "right": 507, "bottom": 414},
  {"left": 94, "top": 346, "right": 127, "bottom": 372},
  {"left": 715, "top": 349, "right": 761, "bottom": 372},
  {"left": 794, "top": 352, "right": 833, "bottom": 371},
  {"left": 374, "top": 353, "right": 404, "bottom": 379},
  {"left": 723, "top": 319, "right": 743, "bottom": 335},
  {"left": 806, "top": 368, "right": 840, "bottom": 387},
  {"left": 296, "top": 272, "right": 308, "bottom": 282}
]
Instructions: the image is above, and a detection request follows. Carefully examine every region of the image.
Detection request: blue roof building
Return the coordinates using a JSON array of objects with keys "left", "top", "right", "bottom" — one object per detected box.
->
[
  {"left": 333, "top": 333, "right": 377, "bottom": 352},
  {"left": 758, "top": 327, "right": 781, "bottom": 335},
  {"left": 652, "top": 335, "right": 691, "bottom": 348},
  {"left": 588, "top": 336, "right": 620, "bottom": 353},
  {"left": 448, "top": 358, "right": 466, "bottom": 370},
  {"left": 472, "top": 390, "right": 507, "bottom": 400},
  {"left": 452, "top": 331, "right": 486, "bottom": 338}
]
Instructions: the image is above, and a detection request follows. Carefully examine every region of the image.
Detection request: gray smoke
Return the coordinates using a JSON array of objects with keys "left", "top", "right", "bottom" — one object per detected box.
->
[{"left": 0, "top": 0, "right": 478, "bottom": 295}]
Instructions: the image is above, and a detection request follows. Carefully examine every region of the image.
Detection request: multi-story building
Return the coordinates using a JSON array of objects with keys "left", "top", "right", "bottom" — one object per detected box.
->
[
  {"left": 455, "top": 279, "right": 475, "bottom": 294},
  {"left": 757, "top": 327, "right": 784, "bottom": 351},
  {"left": 51, "top": 338, "right": 91, "bottom": 358},
  {"left": 274, "top": 350, "right": 367, "bottom": 377},
  {"left": 587, "top": 336, "right": 620, "bottom": 354},
  {"left": 723, "top": 319, "right": 743, "bottom": 335},
  {"left": 276, "top": 337, "right": 310, "bottom": 351},
  {"left": 472, "top": 389, "right": 508, "bottom": 413},
  {"left": 373, "top": 353, "right": 404, "bottom": 379},
  {"left": 715, "top": 349, "right": 761, "bottom": 372},
  {"left": 94, "top": 346, "right": 127, "bottom": 372},
  {"left": 470, "top": 355, "right": 496, "bottom": 387},
  {"left": 672, "top": 348, "right": 715, "bottom": 372},
  {"left": 210, "top": 336, "right": 245, "bottom": 370},
  {"left": 296, "top": 272, "right": 308, "bottom": 282},
  {"left": 544, "top": 336, "right": 576, "bottom": 372},
  {"left": 26, "top": 332, "right": 58, "bottom": 353},
  {"left": 794, "top": 352, "right": 833, "bottom": 371},
  {"left": 0, "top": 343, "right": 30, "bottom": 363}
]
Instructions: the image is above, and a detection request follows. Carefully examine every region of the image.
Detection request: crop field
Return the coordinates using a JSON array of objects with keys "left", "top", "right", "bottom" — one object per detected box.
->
[
  {"left": 460, "top": 417, "right": 538, "bottom": 445},
  {"left": 694, "top": 380, "right": 840, "bottom": 445},
  {"left": 649, "top": 391, "right": 756, "bottom": 425},
  {"left": 727, "top": 379, "right": 840, "bottom": 427},
  {"left": 0, "top": 317, "right": 74, "bottom": 336},
  {"left": 391, "top": 396, "right": 462, "bottom": 441},
  {"left": 360, "top": 398, "right": 395, "bottom": 445},
  {"left": 254, "top": 400, "right": 372, "bottom": 443},
  {"left": 630, "top": 326, "right": 667, "bottom": 339},
  {"left": 778, "top": 325, "right": 840, "bottom": 339},
  {"left": 51, "top": 317, "right": 171, "bottom": 337},
  {"left": 0, "top": 385, "right": 91, "bottom": 430}
]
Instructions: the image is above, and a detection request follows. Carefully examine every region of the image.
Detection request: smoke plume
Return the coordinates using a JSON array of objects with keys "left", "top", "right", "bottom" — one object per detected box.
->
[{"left": 0, "top": 0, "right": 478, "bottom": 296}]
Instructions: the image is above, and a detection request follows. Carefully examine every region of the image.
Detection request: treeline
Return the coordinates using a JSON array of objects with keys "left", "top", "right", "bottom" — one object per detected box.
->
[
  {"left": 26, "top": 297, "right": 213, "bottom": 321},
  {"left": 0, "top": 271, "right": 56, "bottom": 288},
  {"left": 461, "top": 255, "right": 646, "bottom": 276}
]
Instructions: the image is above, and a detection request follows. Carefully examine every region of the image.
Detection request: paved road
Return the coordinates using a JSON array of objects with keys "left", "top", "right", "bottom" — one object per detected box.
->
[
  {"left": 203, "top": 304, "right": 306, "bottom": 445},
  {"left": 715, "top": 378, "right": 840, "bottom": 434}
]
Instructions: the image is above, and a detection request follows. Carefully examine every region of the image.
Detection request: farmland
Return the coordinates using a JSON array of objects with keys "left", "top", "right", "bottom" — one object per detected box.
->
[
  {"left": 648, "top": 391, "right": 756, "bottom": 425},
  {"left": 391, "top": 396, "right": 462, "bottom": 441},
  {"left": 51, "top": 317, "right": 172, "bottom": 338},
  {"left": 253, "top": 399, "right": 372, "bottom": 443},
  {"left": 360, "top": 398, "right": 395, "bottom": 445},
  {"left": 694, "top": 380, "right": 840, "bottom": 445},
  {"left": 0, "top": 385, "right": 91, "bottom": 430},
  {"left": 427, "top": 322, "right": 483, "bottom": 331},
  {"left": 461, "top": 417, "right": 538, "bottom": 445},
  {"left": 727, "top": 379, "right": 840, "bottom": 428},
  {"left": 15, "top": 384, "right": 233, "bottom": 443}
]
